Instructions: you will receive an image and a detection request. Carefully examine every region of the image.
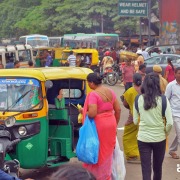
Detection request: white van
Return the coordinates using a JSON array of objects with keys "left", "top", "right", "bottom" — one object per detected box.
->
[{"left": 0, "top": 44, "right": 34, "bottom": 68}]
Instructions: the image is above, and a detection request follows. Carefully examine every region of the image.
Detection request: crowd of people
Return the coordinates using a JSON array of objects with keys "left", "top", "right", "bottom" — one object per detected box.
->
[
  {"left": 76, "top": 64, "right": 178, "bottom": 180},
  {"left": 0, "top": 60, "right": 34, "bottom": 69},
  {"left": 0, "top": 45, "right": 179, "bottom": 180},
  {"left": 67, "top": 45, "right": 177, "bottom": 179}
]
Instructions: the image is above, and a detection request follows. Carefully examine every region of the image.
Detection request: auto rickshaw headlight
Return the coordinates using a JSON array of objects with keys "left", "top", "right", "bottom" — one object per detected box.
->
[
  {"left": 18, "top": 126, "right": 27, "bottom": 136},
  {"left": 5, "top": 117, "right": 16, "bottom": 127}
]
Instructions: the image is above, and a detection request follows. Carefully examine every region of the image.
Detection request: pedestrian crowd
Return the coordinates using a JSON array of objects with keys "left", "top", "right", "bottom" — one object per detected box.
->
[
  {"left": 0, "top": 46, "right": 179, "bottom": 180},
  {"left": 73, "top": 64, "right": 178, "bottom": 180}
]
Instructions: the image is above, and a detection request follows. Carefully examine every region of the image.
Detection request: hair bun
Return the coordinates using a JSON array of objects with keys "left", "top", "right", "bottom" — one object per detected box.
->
[
  {"left": 97, "top": 74, "right": 103, "bottom": 81},
  {"left": 137, "top": 80, "right": 142, "bottom": 86}
]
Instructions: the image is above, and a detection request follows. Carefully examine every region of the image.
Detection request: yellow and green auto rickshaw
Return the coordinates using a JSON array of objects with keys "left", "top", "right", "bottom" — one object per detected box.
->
[
  {"left": 61, "top": 48, "right": 99, "bottom": 70},
  {"left": 0, "top": 67, "right": 92, "bottom": 177}
]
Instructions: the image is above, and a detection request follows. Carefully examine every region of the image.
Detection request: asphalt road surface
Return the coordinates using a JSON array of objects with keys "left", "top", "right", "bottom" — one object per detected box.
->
[{"left": 21, "top": 82, "right": 180, "bottom": 180}]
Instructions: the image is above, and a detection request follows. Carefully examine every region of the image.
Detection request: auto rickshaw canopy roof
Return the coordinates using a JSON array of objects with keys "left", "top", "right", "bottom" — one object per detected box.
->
[
  {"left": 63, "top": 48, "right": 98, "bottom": 54},
  {"left": 0, "top": 67, "right": 93, "bottom": 81},
  {"left": 33, "top": 46, "right": 65, "bottom": 51}
]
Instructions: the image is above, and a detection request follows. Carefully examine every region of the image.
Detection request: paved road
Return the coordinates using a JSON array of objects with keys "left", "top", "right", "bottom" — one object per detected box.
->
[{"left": 21, "top": 83, "right": 180, "bottom": 180}]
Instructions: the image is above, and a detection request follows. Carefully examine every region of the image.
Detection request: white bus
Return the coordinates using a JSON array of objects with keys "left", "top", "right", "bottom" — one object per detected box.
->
[
  {"left": 19, "top": 34, "right": 49, "bottom": 47},
  {"left": 49, "top": 37, "right": 63, "bottom": 47}
]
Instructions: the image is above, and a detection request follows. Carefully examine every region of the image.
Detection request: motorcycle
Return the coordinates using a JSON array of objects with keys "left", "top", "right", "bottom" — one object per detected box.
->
[
  {"left": 111, "top": 63, "right": 123, "bottom": 84},
  {"left": 94, "top": 65, "right": 119, "bottom": 86}
]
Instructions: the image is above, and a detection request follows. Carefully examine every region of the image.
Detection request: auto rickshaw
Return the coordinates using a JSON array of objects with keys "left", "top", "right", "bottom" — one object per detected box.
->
[
  {"left": 0, "top": 67, "right": 92, "bottom": 177},
  {"left": 0, "top": 44, "right": 34, "bottom": 68},
  {"left": 61, "top": 48, "right": 99, "bottom": 70},
  {"left": 34, "top": 47, "right": 65, "bottom": 67}
]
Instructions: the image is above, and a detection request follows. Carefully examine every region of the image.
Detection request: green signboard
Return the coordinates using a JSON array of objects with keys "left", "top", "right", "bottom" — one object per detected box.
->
[{"left": 119, "top": 1, "right": 148, "bottom": 17}]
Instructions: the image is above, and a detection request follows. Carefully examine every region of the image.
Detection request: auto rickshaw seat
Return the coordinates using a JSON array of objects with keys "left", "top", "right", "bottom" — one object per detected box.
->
[{"left": 48, "top": 108, "right": 69, "bottom": 125}]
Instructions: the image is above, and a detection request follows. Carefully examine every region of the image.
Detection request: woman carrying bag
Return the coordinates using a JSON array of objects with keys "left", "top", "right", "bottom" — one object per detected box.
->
[
  {"left": 79, "top": 73, "right": 121, "bottom": 180},
  {"left": 133, "top": 72, "right": 173, "bottom": 180}
]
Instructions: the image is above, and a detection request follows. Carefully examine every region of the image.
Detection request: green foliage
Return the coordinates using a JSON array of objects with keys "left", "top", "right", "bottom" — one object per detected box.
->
[{"left": 0, "top": 0, "right": 159, "bottom": 39}]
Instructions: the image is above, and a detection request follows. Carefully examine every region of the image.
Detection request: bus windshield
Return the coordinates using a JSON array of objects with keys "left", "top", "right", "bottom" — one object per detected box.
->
[
  {"left": 0, "top": 78, "right": 42, "bottom": 111},
  {"left": 19, "top": 35, "right": 49, "bottom": 47},
  {"left": 27, "top": 40, "right": 49, "bottom": 47},
  {"left": 97, "top": 36, "right": 119, "bottom": 49}
]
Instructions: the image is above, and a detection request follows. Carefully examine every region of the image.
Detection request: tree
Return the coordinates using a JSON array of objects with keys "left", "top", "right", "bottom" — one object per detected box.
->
[{"left": 0, "top": 0, "right": 159, "bottom": 39}]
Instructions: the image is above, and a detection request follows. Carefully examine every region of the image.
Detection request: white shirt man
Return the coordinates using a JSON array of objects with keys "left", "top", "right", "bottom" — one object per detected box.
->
[
  {"left": 165, "top": 67, "right": 180, "bottom": 159},
  {"left": 67, "top": 51, "right": 76, "bottom": 67}
]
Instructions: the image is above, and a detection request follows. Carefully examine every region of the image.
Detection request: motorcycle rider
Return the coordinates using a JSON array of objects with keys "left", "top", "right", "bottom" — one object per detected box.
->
[{"left": 101, "top": 51, "right": 114, "bottom": 73}]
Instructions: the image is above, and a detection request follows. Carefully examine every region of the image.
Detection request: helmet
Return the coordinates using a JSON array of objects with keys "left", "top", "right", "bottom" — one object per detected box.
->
[{"left": 104, "top": 51, "right": 111, "bottom": 56}]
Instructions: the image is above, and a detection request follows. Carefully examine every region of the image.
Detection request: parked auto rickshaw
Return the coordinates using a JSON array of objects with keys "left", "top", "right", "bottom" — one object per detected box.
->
[
  {"left": 0, "top": 67, "right": 92, "bottom": 177},
  {"left": 61, "top": 48, "right": 99, "bottom": 70},
  {"left": 0, "top": 44, "right": 34, "bottom": 68},
  {"left": 34, "top": 47, "right": 65, "bottom": 67}
]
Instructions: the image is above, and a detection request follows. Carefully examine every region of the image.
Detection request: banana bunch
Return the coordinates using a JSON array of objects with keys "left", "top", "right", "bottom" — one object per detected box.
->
[{"left": 77, "top": 104, "right": 83, "bottom": 123}]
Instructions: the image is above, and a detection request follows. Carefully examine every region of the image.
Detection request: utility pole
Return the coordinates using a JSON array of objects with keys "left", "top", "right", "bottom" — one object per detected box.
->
[
  {"left": 101, "top": 15, "right": 104, "bottom": 33},
  {"left": 148, "top": 0, "right": 151, "bottom": 46},
  {"left": 139, "top": 17, "right": 142, "bottom": 46}
]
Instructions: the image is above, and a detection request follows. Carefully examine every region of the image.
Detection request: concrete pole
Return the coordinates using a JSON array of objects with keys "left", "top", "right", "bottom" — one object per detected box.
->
[
  {"left": 139, "top": 17, "right": 142, "bottom": 46},
  {"left": 148, "top": 0, "right": 151, "bottom": 46},
  {"left": 101, "top": 15, "right": 104, "bottom": 33}
]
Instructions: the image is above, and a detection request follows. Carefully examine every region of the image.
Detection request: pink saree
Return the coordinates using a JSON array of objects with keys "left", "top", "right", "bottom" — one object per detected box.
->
[{"left": 82, "top": 91, "right": 117, "bottom": 180}]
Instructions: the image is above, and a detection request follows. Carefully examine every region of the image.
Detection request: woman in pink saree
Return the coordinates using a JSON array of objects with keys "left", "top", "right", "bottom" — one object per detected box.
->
[{"left": 81, "top": 73, "right": 121, "bottom": 180}]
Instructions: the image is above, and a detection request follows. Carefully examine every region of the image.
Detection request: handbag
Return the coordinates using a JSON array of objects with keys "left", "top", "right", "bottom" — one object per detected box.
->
[
  {"left": 111, "top": 137, "right": 126, "bottom": 180},
  {"left": 76, "top": 115, "right": 99, "bottom": 164}
]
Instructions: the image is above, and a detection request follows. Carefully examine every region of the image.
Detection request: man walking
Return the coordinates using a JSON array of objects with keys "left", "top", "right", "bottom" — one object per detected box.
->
[
  {"left": 165, "top": 67, "right": 180, "bottom": 159},
  {"left": 43, "top": 49, "right": 53, "bottom": 67},
  {"left": 67, "top": 51, "right": 76, "bottom": 67},
  {"left": 122, "top": 59, "right": 135, "bottom": 91}
]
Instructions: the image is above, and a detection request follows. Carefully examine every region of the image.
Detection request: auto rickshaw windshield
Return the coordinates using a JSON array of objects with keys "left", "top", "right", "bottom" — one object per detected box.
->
[{"left": 0, "top": 78, "right": 42, "bottom": 112}]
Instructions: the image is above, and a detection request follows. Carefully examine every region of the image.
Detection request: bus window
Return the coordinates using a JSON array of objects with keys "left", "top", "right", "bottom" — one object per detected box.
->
[
  {"left": 49, "top": 37, "right": 63, "bottom": 47},
  {"left": 63, "top": 33, "right": 119, "bottom": 49}
]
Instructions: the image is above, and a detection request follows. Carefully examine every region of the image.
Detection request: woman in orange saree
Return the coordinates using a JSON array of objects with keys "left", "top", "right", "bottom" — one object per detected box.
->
[{"left": 81, "top": 73, "right": 121, "bottom": 180}]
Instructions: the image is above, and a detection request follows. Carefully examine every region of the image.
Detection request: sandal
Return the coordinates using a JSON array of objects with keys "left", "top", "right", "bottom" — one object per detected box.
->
[
  {"left": 127, "top": 157, "right": 141, "bottom": 164},
  {"left": 169, "top": 151, "right": 180, "bottom": 159}
]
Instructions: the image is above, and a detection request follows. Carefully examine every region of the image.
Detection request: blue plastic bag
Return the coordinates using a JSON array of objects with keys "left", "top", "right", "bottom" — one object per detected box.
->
[{"left": 76, "top": 115, "right": 99, "bottom": 164}]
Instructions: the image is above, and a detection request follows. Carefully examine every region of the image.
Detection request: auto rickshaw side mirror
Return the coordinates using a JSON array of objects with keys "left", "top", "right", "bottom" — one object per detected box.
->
[{"left": 45, "top": 80, "right": 53, "bottom": 89}]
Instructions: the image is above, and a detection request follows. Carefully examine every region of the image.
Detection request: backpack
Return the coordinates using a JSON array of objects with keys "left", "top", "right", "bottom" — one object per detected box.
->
[{"left": 134, "top": 95, "right": 167, "bottom": 129}]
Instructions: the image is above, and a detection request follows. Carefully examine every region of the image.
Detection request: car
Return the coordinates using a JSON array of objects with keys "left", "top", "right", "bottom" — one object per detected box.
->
[
  {"left": 144, "top": 54, "right": 180, "bottom": 75},
  {"left": 145, "top": 44, "right": 180, "bottom": 54}
]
